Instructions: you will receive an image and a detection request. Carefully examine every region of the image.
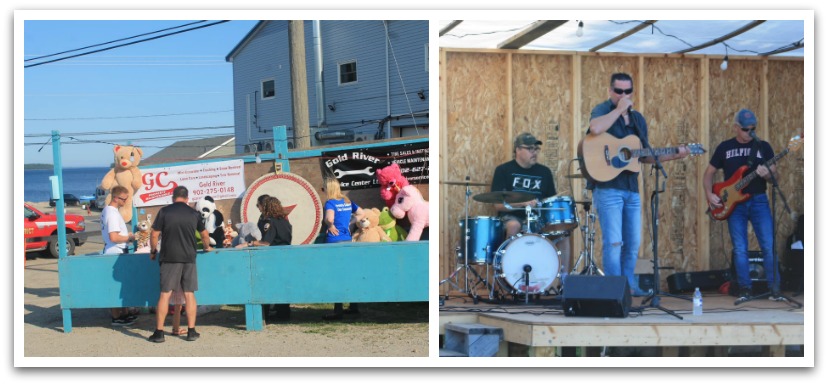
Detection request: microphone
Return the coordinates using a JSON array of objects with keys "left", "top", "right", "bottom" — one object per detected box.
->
[
  {"left": 627, "top": 105, "right": 633, "bottom": 114},
  {"left": 749, "top": 129, "right": 760, "bottom": 141}
]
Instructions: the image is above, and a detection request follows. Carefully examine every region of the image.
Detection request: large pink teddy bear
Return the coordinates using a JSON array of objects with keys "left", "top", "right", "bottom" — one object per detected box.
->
[
  {"left": 389, "top": 185, "right": 429, "bottom": 241},
  {"left": 376, "top": 163, "right": 410, "bottom": 208}
]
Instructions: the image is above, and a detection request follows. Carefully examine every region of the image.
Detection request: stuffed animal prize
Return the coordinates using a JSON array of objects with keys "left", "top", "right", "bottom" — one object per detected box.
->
[
  {"left": 195, "top": 196, "right": 226, "bottom": 248},
  {"left": 378, "top": 207, "right": 407, "bottom": 241},
  {"left": 101, "top": 145, "right": 143, "bottom": 223},
  {"left": 376, "top": 163, "right": 410, "bottom": 208},
  {"left": 352, "top": 207, "right": 392, "bottom": 243},
  {"left": 389, "top": 185, "right": 429, "bottom": 241}
]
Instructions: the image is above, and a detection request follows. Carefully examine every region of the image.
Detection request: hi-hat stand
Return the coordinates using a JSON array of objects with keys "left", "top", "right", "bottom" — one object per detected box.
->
[
  {"left": 570, "top": 200, "right": 603, "bottom": 276},
  {"left": 439, "top": 177, "right": 494, "bottom": 305}
]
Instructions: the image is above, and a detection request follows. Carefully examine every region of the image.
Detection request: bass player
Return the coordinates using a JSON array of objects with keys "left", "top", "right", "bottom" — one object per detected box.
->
[{"left": 703, "top": 108, "right": 782, "bottom": 302}]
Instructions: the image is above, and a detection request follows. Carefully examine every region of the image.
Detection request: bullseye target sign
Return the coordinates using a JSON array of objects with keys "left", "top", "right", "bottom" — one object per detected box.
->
[{"left": 241, "top": 172, "right": 323, "bottom": 245}]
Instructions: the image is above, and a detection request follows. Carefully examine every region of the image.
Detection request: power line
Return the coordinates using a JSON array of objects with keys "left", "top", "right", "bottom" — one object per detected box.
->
[
  {"left": 25, "top": 20, "right": 209, "bottom": 63},
  {"left": 24, "top": 125, "right": 233, "bottom": 138},
  {"left": 25, "top": 20, "right": 230, "bottom": 68},
  {"left": 25, "top": 109, "right": 233, "bottom": 121}
]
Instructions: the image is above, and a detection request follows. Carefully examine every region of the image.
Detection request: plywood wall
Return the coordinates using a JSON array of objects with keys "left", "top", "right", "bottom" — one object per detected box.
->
[{"left": 440, "top": 48, "right": 804, "bottom": 296}]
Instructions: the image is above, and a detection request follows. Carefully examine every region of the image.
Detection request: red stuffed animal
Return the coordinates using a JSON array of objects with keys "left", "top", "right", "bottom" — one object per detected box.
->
[{"left": 376, "top": 163, "right": 410, "bottom": 208}]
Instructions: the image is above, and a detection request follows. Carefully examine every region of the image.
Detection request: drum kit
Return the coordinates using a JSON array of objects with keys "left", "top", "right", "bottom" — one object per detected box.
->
[{"left": 440, "top": 173, "right": 602, "bottom": 304}]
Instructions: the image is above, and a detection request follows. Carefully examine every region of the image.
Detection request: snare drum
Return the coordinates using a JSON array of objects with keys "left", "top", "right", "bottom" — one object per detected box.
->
[
  {"left": 457, "top": 216, "right": 503, "bottom": 265},
  {"left": 539, "top": 195, "right": 577, "bottom": 232},
  {"left": 493, "top": 233, "right": 561, "bottom": 295}
]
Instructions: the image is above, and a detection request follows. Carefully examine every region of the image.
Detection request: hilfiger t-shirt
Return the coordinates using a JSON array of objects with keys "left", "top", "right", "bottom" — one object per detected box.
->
[{"left": 709, "top": 137, "right": 775, "bottom": 196}]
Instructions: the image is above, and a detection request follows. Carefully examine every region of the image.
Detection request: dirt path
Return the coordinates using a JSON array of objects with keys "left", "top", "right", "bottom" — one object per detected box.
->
[{"left": 22, "top": 202, "right": 428, "bottom": 358}]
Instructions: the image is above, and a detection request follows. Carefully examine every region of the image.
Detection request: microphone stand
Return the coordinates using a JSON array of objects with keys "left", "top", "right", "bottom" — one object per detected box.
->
[
  {"left": 734, "top": 137, "right": 802, "bottom": 308},
  {"left": 628, "top": 111, "right": 684, "bottom": 320}
]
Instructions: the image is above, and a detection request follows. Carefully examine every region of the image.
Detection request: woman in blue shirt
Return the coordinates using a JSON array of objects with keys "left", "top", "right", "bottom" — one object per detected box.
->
[{"left": 322, "top": 177, "right": 363, "bottom": 320}]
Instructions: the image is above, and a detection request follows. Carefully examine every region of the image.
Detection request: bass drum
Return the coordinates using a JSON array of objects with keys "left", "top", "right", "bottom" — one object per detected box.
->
[{"left": 493, "top": 233, "right": 561, "bottom": 295}]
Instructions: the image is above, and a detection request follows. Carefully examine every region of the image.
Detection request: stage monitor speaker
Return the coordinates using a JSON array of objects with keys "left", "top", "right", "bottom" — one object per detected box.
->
[
  {"left": 561, "top": 275, "right": 631, "bottom": 318},
  {"left": 729, "top": 251, "right": 768, "bottom": 295}
]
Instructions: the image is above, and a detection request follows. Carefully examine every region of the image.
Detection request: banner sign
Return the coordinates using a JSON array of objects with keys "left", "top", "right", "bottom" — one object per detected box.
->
[
  {"left": 320, "top": 142, "right": 429, "bottom": 190},
  {"left": 134, "top": 159, "right": 245, "bottom": 207}
]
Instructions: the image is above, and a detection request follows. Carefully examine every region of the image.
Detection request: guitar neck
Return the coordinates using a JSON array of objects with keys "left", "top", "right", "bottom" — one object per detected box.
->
[
  {"left": 734, "top": 148, "right": 790, "bottom": 190},
  {"left": 633, "top": 146, "right": 681, "bottom": 159}
]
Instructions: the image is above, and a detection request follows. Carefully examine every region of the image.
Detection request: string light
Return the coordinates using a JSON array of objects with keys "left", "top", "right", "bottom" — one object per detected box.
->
[
  {"left": 576, "top": 21, "right": 584, "bottom": 37},
  {"left": 721, "top": 44, "right": 729, "bottom": 71}
]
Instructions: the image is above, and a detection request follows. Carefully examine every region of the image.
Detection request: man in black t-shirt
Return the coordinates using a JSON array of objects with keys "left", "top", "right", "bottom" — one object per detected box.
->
[
  {"left": 490, "top": 132, "right": 569, "bottom": 277},
  {"left": 148, "top": 186, "right": 212, "bottom": 343},
  {"left": 703, "top": 108, "right": 781, "bottom": 302}
]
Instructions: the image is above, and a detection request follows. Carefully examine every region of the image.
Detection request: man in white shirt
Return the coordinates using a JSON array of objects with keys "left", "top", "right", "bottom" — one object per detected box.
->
[{"left": 101, "top": 185, "right": 136, "bottom": 326}]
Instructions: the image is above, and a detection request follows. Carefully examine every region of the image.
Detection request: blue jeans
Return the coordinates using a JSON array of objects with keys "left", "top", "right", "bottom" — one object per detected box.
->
[
  {"left": 727, "top": 193, "right": 779, "bottom": 291},
  {"left": 593, "top": 187, "right": 643, "bottom": 292}
]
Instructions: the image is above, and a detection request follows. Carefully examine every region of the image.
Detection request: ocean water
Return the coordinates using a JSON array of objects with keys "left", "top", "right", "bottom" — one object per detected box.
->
[{"left": 24, "top": 167, "right": 111, "bottom": 203}]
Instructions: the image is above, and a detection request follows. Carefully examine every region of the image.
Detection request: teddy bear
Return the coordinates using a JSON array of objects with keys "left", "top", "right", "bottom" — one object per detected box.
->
[
  {"left": 389, "top": 185, "right": 429, "bottom": 241},
  {"left": 135, "top": 214, "right": 152, "bottom": 253},
  {"left": 352, "top": 207, "right": 392, "bottom": 243},
  {"left": 376, "top": 163, "right": 410, "bottom": 208},
  {"left": 195, "top": 196, "right": 226, "bottom": 248},
  {"left": 232, "top": 221, "right": 261, "bottom": 247},
  {"left": 101, "top": 144, "right": 143, "bottom": 223},
  {"left": 378, "top": 207, "right": 408, "bottom": 241}
]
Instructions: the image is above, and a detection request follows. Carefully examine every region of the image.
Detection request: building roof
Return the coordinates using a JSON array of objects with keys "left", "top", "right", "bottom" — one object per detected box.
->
[
  {"left": 143, "top": 135, "right": 236, "bottom": 165},
  {"left": 225, "top": 21, "right": 267, "bottom": 62}
]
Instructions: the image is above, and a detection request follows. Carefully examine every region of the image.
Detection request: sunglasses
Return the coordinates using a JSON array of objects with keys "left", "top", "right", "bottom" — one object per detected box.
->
[
  {"left": 740, "top": 126, "right": 756, "bottom": 132},
  {"left": 518, "top": 145, "right": 541, "bottom": 152},
  {"left": 613, "top": 87, "right": 634, "bottom": 95}
]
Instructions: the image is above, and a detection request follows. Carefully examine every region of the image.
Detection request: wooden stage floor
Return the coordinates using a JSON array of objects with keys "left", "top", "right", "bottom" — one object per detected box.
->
[{"left": 438, "top": 289, "right": 806, "bottom": 357}]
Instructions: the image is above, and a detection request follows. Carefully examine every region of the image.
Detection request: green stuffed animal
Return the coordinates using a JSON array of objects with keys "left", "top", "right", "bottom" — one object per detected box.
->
[{"left": 379, "top": 207, "right": 408, "bottom": 241}]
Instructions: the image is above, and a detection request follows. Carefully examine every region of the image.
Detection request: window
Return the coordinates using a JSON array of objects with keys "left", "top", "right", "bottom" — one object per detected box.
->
[
  {"left": 338, "top": 61, "right": 357, "bottom": 85},
  {"left": 261, "top": 79, "right": 275, "bottom": 99}
]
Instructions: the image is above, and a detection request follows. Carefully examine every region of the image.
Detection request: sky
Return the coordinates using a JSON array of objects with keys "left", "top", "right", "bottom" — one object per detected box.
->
[{"left": 22, "top": 19, "right": 259, "bottom": 167}]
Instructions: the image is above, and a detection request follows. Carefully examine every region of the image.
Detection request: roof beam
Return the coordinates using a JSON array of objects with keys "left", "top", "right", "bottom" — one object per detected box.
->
[
  {"left": 497, "top": 20, "right": 567, "bottom": 49},
  {"left": 760, "top": 40, "right": 805, "bottom": 56},
  {"left": 590, "top": 20, "right": 658, "bottom": 52},
  {"left": 673, "top": 20, "right": 766, "bottom": 54},
  {"left": 439, "top": 20, "right": 463, "bottom": 37}
]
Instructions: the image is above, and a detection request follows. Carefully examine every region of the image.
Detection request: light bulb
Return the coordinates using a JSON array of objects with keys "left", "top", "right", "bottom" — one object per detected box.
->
[
  {"left": 255, "top": 152, "right": 262, "bottom": 164},
  {"left": 720, "top": 55, "right": 728, "bottom": 71},
  {"left": 576, "top": 21, "right": 584, "bottom": 37}
]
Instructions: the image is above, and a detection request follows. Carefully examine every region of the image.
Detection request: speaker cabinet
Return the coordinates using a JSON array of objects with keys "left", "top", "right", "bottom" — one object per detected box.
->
[
  {"left": 729, "top": 251, "right": 768, "bottom": 293},
  {"left": 561, "top": 275, "right": 631, "bottom": 318}
]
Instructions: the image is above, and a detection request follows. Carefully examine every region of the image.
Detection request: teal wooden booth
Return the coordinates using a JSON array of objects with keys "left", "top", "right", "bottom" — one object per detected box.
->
[
  {"left": 60, "top": 242, "right": 428, "bottom": 332},
  {"left": 50, "top": 127, "right": 430, "bottom": 333}
]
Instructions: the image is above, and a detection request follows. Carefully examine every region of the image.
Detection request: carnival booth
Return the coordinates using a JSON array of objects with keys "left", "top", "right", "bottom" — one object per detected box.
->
[{"left": 50, "top": 126, "right": 429, "bottom": 332}]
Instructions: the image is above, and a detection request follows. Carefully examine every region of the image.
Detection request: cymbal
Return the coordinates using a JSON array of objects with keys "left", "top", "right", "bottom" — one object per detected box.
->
[
  {"left": 564, "top": 173, "right": 586, "bottom": 179},
  {"left": 473, "top": 191, "right": 535, "bottom": 204},
  {"left": 441, "top": 180, "right": 488, "bottom": 187}
]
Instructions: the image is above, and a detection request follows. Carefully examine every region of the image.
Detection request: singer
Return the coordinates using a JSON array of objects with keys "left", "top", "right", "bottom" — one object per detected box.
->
[
  {"left": 703, "top": 108, "right": 782, "bottom": 303},
  {"left": 586, "top": 72, "right": 690, "bottom": 297}
]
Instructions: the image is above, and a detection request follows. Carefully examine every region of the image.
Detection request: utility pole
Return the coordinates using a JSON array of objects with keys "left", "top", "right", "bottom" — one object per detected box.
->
[{"left": 289, "top": 20, "right": 310, "bottom": 149}]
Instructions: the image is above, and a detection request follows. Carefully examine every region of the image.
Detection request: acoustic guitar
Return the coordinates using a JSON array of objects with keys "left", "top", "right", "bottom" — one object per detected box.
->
[
  {"left": 708, "top": 134, "right": 804, "bottom": 221},
  {"left": 578, "top": 133, "right": 706, "bottom": 183}
]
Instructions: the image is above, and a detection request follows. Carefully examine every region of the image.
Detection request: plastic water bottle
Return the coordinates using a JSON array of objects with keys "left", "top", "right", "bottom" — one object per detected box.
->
[{"left": 693, "top": 287, "right": 703, "bottom": 315}]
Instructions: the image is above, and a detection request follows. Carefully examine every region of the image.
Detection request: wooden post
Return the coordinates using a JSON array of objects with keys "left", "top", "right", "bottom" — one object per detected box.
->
[{"left": 289, "top": 20, "right": 310, "bottom": 149}]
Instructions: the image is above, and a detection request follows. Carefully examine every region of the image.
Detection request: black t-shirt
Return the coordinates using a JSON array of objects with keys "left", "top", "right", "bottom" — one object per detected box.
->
[
  {"left": 152, "top": 201, "right": 205, "bottom": 263},
  {"left": 261, "top": 216, "right": 293, "bottom": 246},
  {"left": 709, "top": 137, "right": 775, "bottom": 196},
  {"left": 490, "top": 159, "right": 556, "bottom": 219}
]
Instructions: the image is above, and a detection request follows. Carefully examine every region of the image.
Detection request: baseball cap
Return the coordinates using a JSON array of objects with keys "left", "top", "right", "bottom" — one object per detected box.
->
[
  {"left": 736, "top": 109, "right": 757, "bottom": 128},
  {"left": 514, "top": 132, "right": 542, "bottom": 148}
]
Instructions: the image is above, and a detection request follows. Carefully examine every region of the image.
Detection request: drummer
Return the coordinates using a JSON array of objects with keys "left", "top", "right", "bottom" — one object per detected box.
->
[{"left": 490, "top": 132, "right": 571, "bottom": 276}]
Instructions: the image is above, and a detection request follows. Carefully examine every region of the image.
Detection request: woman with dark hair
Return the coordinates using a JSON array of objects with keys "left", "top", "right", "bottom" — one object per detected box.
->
[{"left": 245, "top": 196, "right": 292, "bottom": 321}]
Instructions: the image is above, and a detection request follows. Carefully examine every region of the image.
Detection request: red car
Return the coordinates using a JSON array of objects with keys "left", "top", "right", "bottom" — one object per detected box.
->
[{"left": 24, "top": 203, "right": 86, "bottom": 258}]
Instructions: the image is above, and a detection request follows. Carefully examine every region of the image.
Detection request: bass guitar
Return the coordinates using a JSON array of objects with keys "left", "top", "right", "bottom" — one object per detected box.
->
[
  {"left": 578, "top": 133, "right": 706, "bottom": 183},
  {"left": 709, "top": 134, "right": 804, "bottom": 221}
]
